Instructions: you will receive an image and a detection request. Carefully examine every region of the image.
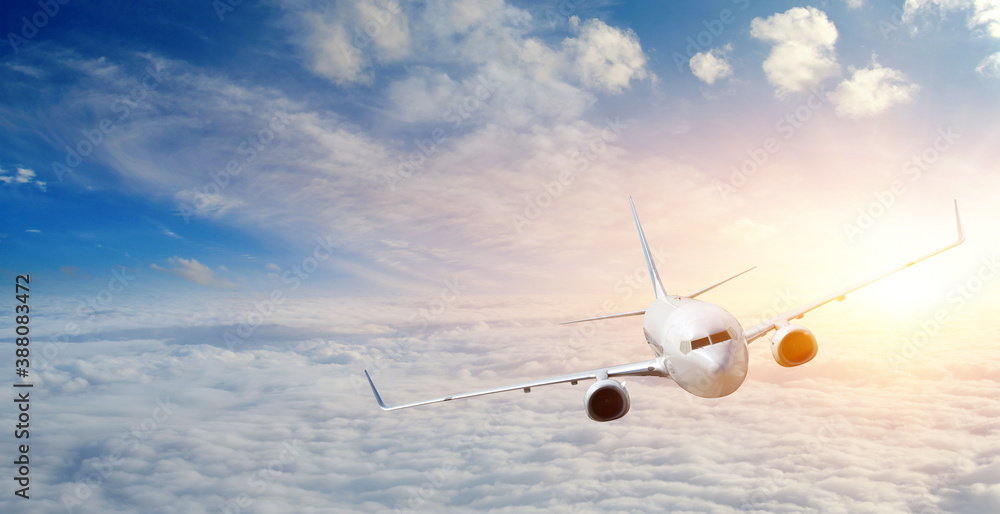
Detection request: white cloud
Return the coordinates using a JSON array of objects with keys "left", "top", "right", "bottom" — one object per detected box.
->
[
  {"left": 976, "top": 51, "right": 1000, "bottom": 76},
  {"left": 151, "top": 256, "right": 236, "bottom": 288},
  {"left": 829, "top": 59, "right": 920, "bottom": 118},
  {"left": 5, "top": 62, "right": 43, "bottom": 77},
  {"left": 303, "top": 0, "right": 411, "bottom": 86},
  {"left": 845, "top": 0, "right": 865, "bottom": 9},
  {"left": 2, "top": 295, "right": 998, "bottom": 512},
  {"left": 904, "top": 0, "right": 1000, "bottom": 38},
  {"left": 750, "top": 7, "right": 840, "bottom": 97},
  {"left": 173, "top": 190, "right": 244, "bottom": 218},
  {"left": 690, "top": 45, "right": 734, "bottom": 85},
  {"left": 385, "top": 68, "right": 460, "bottom": 123},
  {"left": 722, "top": 217, "right": 778, "bottom": 244},
  {"left": 0, "top": 166, "right": 46, "bottom": 190},
  {"left": 563, "top": 17, "right": 650, "bottom": 94}
]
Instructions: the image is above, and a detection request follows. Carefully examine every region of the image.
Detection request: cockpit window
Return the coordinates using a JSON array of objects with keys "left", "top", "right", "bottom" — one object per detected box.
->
[
  {"left": 687, "top": 329, "right": 733, "bottom": 352},
  {"left": 709, "top": 330, "right": 731, "bottom": 344}
]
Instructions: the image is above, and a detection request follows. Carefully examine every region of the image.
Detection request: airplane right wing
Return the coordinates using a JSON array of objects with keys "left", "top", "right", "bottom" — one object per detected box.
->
[
  {"left": 745, "top": 200, "right": 965, "bottom": 344},
  {"left": 364, "top": 359, "right": 667, "bottom": 411}
]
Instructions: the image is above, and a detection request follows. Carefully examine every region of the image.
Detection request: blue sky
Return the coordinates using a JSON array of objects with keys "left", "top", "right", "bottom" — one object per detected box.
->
[
  {"left": 2, "top": 1, "right": 1000, "bottom": 512},
  {"left": 3, "top": 0, "right": 999, "bottom": 300}
]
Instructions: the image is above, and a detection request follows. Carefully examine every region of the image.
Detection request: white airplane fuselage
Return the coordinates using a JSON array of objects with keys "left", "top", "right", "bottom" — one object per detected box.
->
[{"left": 642, "top": 296, "right": 749, "bottom": 398}]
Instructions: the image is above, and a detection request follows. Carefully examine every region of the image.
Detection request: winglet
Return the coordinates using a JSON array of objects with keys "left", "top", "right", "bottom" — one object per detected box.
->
[
  {"left": 364, "top": 370, "right": 391, "bottom": 410},
  {"left": 629, "top": 197, "right": 667, "bottom": 300}
]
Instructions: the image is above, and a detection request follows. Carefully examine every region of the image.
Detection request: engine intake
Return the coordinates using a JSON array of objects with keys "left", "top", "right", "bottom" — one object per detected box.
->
[
  {"left": 585, "top": 379, "right": 630, "bottom": 422},
  {"left": 770, "top": 324, "right": 818, "bottom": 367}
]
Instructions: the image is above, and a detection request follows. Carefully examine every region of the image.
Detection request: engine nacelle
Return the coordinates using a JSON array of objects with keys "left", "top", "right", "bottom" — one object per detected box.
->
[
  {"left": 585, "top": 379, "right": 630, "bottom": 422},
  {"left": 770, "top": 324, "right": 819, "bottom": 367}
]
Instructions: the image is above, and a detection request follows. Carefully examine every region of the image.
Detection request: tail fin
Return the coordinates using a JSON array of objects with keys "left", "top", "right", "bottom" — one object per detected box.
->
[{"left": 629, "top": 197, "right": 667, "bottom": 300}]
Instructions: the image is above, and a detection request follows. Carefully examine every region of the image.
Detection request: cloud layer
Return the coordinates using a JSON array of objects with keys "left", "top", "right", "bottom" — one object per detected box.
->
[{"left": 2, "top": 294, "right": 997, "bottom": 512}]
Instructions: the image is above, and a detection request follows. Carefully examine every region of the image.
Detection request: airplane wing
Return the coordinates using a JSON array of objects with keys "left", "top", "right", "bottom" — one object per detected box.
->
[
  {"left": 364, "top": 359, "right": 667, "bottom": 411},
  {"left": 744, "top": 200, "right": 965, "bottom": 344}
]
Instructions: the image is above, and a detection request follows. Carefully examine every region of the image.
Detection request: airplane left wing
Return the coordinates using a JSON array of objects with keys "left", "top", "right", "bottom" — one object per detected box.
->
[
  {"left": 364, "top": 359, "right": 667, "bottom": 411},
  {"left": 745, "top": 200, "right": 965, "bottom": 344}
]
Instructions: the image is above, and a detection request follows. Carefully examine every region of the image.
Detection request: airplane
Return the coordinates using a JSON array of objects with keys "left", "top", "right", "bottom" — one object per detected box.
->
[{"left": 364, "top": 198, "right": 965, "bottom": 422}]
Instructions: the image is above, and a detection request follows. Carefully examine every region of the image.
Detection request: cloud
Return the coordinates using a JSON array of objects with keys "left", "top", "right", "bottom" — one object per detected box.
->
[
  {"left": 5, "top": 62, "right": 43, "bottom": 78},
  {"left": 844, "top": 0, "right": 865, "bottom": 9},
  {"left": 829, "top": 59, "right": 920, "bottom": 118},
  {"left": 750, "top": 7, "right": 840, "bottom": 97},
  {"left": 904, "top": 0, "right": 1000, "bottom": 38},
  {"left": 690, "top": 45, "right": 734, "bottom": 85},
  {"left": 977, "top": 51, "right": 1000, "bottom": 76},
  {"left": 303, "top": 0, "right": 411, "bottom": 86},
  {"left": 722, "top": 217, "right": 778, "bottom": 244},
  {"left": 1, "top": 295, "right": 997, "bottom": 512},
  {"left": 151, "top": 256, "right": 236, "bottom": 288},
  {"left": 0, "top": 166, "right": 46, "bottom": 190},
  {"left": 385, "top": 67, "right": 461, "bottom": 123},
  {"left": 563, "top": 17, "right": 651, "bottom": 94}
]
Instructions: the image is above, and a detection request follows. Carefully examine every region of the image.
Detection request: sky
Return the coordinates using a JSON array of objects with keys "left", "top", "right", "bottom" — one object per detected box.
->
[{"left": 1, "top": 0, "right": 999, "bottom": 512}]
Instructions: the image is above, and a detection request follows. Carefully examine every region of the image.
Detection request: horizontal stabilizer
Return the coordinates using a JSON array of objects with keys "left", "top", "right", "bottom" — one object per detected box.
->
[
  {"left": 687, "top": 266, "right": 756, "bottom": 298},
  {"left": 559, "top": 309, "right": 645, "bottom": 325}
]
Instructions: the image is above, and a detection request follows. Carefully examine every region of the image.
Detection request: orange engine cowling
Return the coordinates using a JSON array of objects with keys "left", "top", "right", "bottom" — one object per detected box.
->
[
  {"left": 770, "top": 324, "right": 818, "bottom": 367},
  {"left": 585, "top": 379, "right": 630, "bottom": 422}
]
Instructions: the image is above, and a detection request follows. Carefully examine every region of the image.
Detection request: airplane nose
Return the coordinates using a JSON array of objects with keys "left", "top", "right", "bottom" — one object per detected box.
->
[{"left": 702, "top": 341, "right": 734, "bottom": 374}]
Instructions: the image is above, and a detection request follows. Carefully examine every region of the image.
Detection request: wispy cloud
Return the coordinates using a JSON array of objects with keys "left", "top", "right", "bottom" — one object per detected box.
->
[{"left": 151, "top": 256, "right": 236, "bottom": 288}]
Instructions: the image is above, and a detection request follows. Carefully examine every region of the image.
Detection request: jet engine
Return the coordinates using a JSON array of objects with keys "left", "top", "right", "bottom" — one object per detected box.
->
[
  {"left": 585, "top": 379, "right": 630, "bottom": 422},
  {"left": 770, "top": 324, "right": 818, "bottom": 367}
]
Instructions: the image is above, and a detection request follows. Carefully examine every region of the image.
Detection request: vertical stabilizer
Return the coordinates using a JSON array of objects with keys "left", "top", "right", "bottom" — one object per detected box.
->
[{"left": 629, "top": 197, "right": 667, "bottom": 300}]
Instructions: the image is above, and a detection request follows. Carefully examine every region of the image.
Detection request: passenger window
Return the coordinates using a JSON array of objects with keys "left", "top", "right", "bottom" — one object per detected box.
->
[{"left": 691, "top": 336, "right": 710, "bottom": 350}]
